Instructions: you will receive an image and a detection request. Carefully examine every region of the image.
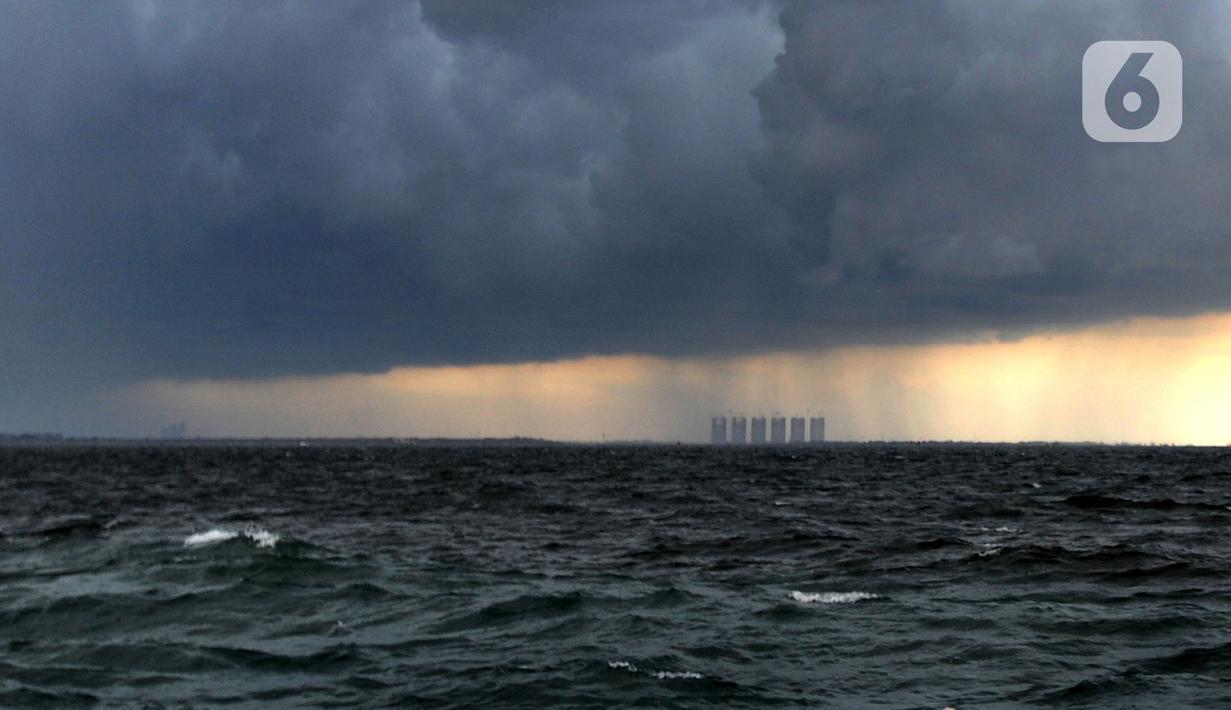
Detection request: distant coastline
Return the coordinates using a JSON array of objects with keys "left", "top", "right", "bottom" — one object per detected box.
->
[{"left": 0, "top": 434, "right": 1218, "bottom": 448}]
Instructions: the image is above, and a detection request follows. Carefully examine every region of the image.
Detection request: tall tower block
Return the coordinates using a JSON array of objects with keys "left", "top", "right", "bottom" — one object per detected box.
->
[
  {"left": 730, "top": 417, "right": 747, "bottom": 444},
  {"left": 770, "top": 417, "right": 787, "bottom": 444},
  {"left": 789, "top": 417, "right": 806, "bottom": 443},
  {"left": 710, "top": 416, "right": 727, "bottom": 445},
  {"left": 809, "top": 417, "right": 826, "bottom": 443},
  {"left": 750, "top": 417, "right": 767, "bottom": 444}
]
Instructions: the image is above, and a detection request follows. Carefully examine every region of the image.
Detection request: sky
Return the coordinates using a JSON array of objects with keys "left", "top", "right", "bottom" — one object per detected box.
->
[{"left": 4, "top": 1, "right": 1231, "bottom": 442}]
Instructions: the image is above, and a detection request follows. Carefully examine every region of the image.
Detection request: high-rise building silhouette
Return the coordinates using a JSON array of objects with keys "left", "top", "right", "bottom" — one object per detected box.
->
[
  {"left": 789, "top": 417, "right": 806, "bottom": 443},
  {"left": 750, "top": 417, "right": 767, "bottom": 444},
  {"left": 770, "top": 417, "right": 787, "bottom": 444},
  {"left": 707, "top": 413, "right": 826, "bottom": 445},
  {"left": 730, "top": 417, "right": 747, "bottom": 444}
]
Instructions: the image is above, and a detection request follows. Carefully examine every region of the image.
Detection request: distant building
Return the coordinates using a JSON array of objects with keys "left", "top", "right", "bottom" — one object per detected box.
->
[
  {"left": 708, "top": 412, "right": 826, "bottom": 445},
  {"left": 161, "top": 422, "right": 187, "bottom": 440},
  {"left": 789, "top": 417, "right": 806, "bottom": 443},
  {"left": 770, "top": 417, "right": 787, "bottom": 444},
  {"left": 810, "top": 417, "right": 826, "bottom": 443},
  {"left": 750, "top": 417, "right": 767, "bottom": 444},
  {"left": 730, "top": 417, "right": 747, "bottom": 444}
]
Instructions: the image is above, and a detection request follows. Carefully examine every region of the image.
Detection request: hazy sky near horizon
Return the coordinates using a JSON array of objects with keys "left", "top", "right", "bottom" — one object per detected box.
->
[
  {"left": 5, "top": 1, "right": 1231, "bottom": 441},
  {"left": 106, "top": 313, "right": 1231, "bottom": 444}
]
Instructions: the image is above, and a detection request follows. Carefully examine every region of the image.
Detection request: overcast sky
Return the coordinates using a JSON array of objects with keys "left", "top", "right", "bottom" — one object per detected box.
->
[{"left": 4, "top": 1, "right": 1231, "bottom": 438}]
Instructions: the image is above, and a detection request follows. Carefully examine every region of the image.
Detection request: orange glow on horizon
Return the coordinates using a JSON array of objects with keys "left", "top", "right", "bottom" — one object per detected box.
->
[{"left": 126, "top": 312, "right": 1231, "bottom": 444}]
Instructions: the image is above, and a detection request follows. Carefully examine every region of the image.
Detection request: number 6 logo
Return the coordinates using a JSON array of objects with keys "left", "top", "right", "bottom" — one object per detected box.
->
[{"left": 1083, "top": 41, "right": 1181, "bottom": 143}]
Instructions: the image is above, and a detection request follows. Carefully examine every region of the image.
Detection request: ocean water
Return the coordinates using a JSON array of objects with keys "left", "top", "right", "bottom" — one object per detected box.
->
[{"left": 2, "top": 443, "right": 1230, "bottom": 708}]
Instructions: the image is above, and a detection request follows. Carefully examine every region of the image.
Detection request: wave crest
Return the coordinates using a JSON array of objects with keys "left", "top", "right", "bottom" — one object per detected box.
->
[
  {"left": 607, "top": 660, "right": 704, "bottom": 680},
  {"left": 789, "top": 590, "right": 880, "bottom": 604},
  {"left": 184, "top": 526, "right": 280, "bottom": 549}
]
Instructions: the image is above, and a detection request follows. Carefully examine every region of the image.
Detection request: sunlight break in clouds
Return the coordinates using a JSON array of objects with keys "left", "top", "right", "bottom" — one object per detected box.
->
[{"left": 126, "top": 313, "right": 1231, "bottom": 445}]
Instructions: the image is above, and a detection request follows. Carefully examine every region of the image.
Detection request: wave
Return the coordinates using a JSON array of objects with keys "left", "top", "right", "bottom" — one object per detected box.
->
[
  {"left": 1063, "top": 492, "right": 1229, "bottom": 513},
  {"left": 653, "top": 670, "right": 704, "bottom": 680},
  {"left": 427, "top": 591, "right": 589, "bottom": 634},
  {"left": 607, "top": 660, "right": 704, "bottom": 680},
  {"left": 789, "top": 590, "right": 880, "bottom": 604},
  {"left": 897, "top": 536, "right": 968, "bottom": 551},
  {"left": 944, "top": 504, "right": 1026, "bottom": 519},
  {"left": 621, "top": 529, "right": 857, "bottom": 561},
  {"left": 956, "top": 542, "right": 1227, "bottom": 580},
  {"left": 964, "top": 542, "right": 1154, "bottom": 566},
  {"left": 184, "top": 529, "right": 238, "bottom": 546},
  {"left": 184, "top": 526, "right": 281, "bottom": 549},
  {"left": 0, "top": 687, "right": 100, "bottom": 706},
  {"left": 1047, "top": 641, "right": 1231, "bottom": 703},
  {"left": 25, "top": 515, "right": 129, "bottom": 538}
]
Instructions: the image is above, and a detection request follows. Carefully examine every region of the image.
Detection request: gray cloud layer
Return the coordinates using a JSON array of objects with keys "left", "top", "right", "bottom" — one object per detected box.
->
[{"left": 4, "top": 1, "right": 1231, "bottom": 405}]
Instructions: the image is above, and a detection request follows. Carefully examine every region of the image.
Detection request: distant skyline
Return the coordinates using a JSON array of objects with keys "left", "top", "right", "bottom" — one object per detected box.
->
[
  {"left": 51, "top": 313, "right": 1223, "bottom": 445},
  {"left": 4, "top": 2, "right": 1231, "bottom": 442}
]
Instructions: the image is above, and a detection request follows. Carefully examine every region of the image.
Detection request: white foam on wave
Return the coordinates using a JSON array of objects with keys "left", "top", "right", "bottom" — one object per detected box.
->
[
  {"left": 184, "top": 529, "right": 238, "bottom": 546},
  {"left": 790, "top": 590, "right": 880, "bottom": 604},
  {"left": 608, "top": 660, "right": 703, "bottom": 680},
  {"left": 245, "top": 528, "right": 280, "bottom": 548},
  {"left": 183, "top": 526, "right": 280, "bottom": 549},
  {"left": 653, "top": 670, "right": 703, "bottom": 680}
]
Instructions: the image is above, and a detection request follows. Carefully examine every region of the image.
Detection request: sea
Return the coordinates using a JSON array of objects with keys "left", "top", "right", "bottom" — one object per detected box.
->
[{"left": 1, "top": 443, "right": 1229, "bottom": 708}]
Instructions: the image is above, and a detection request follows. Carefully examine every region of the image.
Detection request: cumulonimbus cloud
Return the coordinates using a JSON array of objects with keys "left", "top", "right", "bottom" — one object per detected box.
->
[{"left": 3, "top": 0, "right": 1231, "bottom": 400}]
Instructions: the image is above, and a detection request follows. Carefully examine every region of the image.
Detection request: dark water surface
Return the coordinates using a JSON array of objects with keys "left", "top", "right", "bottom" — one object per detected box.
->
[{"left": 2, "top": 444, "right": 1230, "bottom": 707}]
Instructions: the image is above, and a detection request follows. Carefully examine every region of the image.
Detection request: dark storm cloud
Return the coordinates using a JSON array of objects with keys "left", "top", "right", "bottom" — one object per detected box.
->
[
  {"left": 753, "top": 1, "right": 1231, "bottom": 342},
  {"left": 4, "top": 1, "right": 1231, "bottom": 400}
]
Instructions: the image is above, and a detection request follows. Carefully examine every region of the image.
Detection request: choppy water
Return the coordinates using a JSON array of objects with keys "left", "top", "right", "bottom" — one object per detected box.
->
[{"left": 2, "top": 443, "right": 1231, "bottom": 707}]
